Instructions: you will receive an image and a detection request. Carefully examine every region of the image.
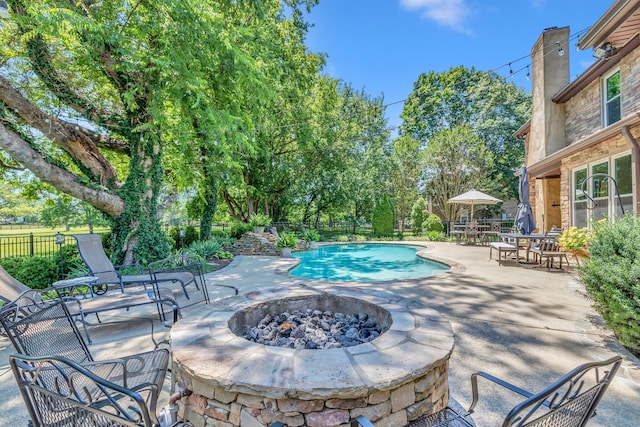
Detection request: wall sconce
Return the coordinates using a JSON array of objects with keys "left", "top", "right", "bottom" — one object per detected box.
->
[
  {"left": 0, "top": 0, "right": 8, "bottom": 19},
  {"left": 593, "top": 43, "right": 617, "bottom": 59},
  {"left": 556, "top": 41, "right": 565, "bottom": 56}
]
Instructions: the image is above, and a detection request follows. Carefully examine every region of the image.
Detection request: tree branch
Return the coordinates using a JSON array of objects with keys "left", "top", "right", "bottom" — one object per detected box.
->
[
  {"left": 0, "top": 122, "right": 125, "bottom": 216},
  {"left": 0, "top": 76, "right": 122, "bottom": 186}
]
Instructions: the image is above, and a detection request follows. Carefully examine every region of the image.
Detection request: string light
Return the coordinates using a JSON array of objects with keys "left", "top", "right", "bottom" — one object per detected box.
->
[
  {"left": 556, "top": 41, "right": 565, "bottom": 56},
  {"left": 525, "top": 65, "right": 530, "bottom": 81},
  {"left": 509, "top": 63, "right": 514, "bottom": 78}
]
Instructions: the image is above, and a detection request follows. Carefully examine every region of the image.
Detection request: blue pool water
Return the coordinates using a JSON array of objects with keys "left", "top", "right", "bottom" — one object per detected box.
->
[{"left": 290, "top": 244, "right": 450, "bottom": 282}]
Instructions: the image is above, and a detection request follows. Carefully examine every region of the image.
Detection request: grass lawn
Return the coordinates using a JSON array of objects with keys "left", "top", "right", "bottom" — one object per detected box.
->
[{"left": 0, "top": 225, "right": 110, "bottom": 236}]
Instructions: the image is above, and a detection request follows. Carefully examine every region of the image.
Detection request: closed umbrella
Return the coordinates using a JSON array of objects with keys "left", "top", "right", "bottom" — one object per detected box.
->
[
  {"left": 448, "top": 189, "right": 501, "bottom": 220},
  {"left": 514, "top": 166, "right": 535, "bottom": 234}
]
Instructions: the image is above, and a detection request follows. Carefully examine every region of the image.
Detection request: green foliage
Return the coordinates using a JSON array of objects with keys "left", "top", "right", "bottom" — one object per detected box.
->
[
  {"left": 1, "top": 257, "right": 59, "bottom": 290},
  {"left": 411, "top": 198, "right": 427, "bottom": 235},
  {"left": 401, "top": 66, "right": 531, "bottom": 202},
  {"left": 168, "top": 226, "right": 198, "bottom": 251},
  {"left": 422, "top": 214, "right": 444, "bottom": 233},
  {"left": 276, "top": 232, "right": 298, "bottom": 248},
  {"left": 229, "top": 222, "right": 253, "bottom": 239},
  {"left": 577, "top": 215, "right": 640, "bottom": 354},
  {"left": 302, "top": 229, "right": 320, "bottom": 243},
  {"left": 558, "top": 227, "right": 591, "bottom": 253},
  {"left": 426, "top": 231, "right": 447, "bottom": 242},
  {"left": 372, "top": 194, "right": 395, "bottom": 237},
  {"left": 389, "top": 135, "right": 423, "bottom": 232},
  {"left": 249, "top": 213, "right": 272, "bottom": 228},
  {"left": 182, "top": 239, "right": 223, "bottom": 260}
]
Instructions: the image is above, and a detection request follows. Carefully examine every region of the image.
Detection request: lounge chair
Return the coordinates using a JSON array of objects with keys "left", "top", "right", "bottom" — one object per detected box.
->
[
  {"left": 0, "top": 264, "right": 31, "bottom": 304},
  {"left": 351, "top": 356, "right": 622, "bottom": 427},
  {"left": 0, "top": 265, "right": 178, "bottom": 344},
  {"left": 3, "top": 296, "right": 172, "bottom": 426},
  {"left": 72, "top": 234, "right": 203, "bottom": 299}
]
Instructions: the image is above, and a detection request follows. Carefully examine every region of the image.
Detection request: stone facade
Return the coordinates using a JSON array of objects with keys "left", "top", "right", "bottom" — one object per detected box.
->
[
  {"left": 525, "top": 13, "right": 640, "bottom": 230},
  {"left": 177, "top": 361, "right": 449, "bottom": 427},
  {"left": 229, "top": 232, "right": 282, "bottom": 256}
]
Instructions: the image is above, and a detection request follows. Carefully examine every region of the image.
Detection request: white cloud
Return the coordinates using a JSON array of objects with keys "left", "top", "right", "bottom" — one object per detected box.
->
[{"left": 400, "top": 0, "right": 472, "bottom": 34}]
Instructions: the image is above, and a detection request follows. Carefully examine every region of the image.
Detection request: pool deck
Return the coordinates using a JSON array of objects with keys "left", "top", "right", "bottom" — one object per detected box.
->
[{"left": 1, "top": 241, "right": 639, "bottom": 426}]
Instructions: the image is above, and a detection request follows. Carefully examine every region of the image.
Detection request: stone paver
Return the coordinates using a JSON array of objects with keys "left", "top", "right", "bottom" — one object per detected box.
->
[{"left": 1, "top": 241, "right": 639, "bottom": 426}]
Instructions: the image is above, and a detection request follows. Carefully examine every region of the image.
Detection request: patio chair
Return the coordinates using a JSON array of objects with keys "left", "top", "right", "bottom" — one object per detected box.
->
[
  {"left": 1, "top": 295, "right": 171, "bottom": 426},
  {"left": 0, "top": 263, "right": 179, "bottom": 344},
  {"left": 529, "top": 229, "right": 569, "bottom": 270},
  {"left": 0, "top": 263, "right": 31, "bottom": 304},
  {"left": 350, "top": 356, "right": 622, "bottom": 427},
  {"left": 73, "top": 234, "right": 201, "bottom": 299}
]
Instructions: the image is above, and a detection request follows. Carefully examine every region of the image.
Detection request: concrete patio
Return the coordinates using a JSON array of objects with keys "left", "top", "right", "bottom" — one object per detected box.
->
[{"left": 1, "top": 241, "right": 638, "bottom": 426}]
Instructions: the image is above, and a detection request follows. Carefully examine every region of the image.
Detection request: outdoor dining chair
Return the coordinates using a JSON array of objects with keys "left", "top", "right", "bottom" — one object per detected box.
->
[
  {"left": 529, "top": 228, "right": 569, "bottom": 270},
  {"left": 0, "top": 294, "right": 171, "bottom": 425},
  {"left": 351, "top": 356, "right": 622, "bottom": 427}
]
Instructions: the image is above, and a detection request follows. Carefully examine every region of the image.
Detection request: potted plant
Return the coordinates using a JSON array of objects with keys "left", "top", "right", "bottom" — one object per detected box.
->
[
  {"left": 302, "top": 229, "right": 320, "bottom": 249},
  {"left": 558, "top": 226, "right": 591, "bottom": 266},
  {"left": 249, "top": 213, "right": 271, "bottom": 234},
  {"left": 276, "top": 232, "right": 298, "bottom": 257}
]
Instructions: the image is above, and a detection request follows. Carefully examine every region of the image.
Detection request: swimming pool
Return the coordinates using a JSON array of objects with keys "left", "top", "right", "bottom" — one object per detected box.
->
[{"left": 289, "top": 243, "right": 450, "bottom": 281}]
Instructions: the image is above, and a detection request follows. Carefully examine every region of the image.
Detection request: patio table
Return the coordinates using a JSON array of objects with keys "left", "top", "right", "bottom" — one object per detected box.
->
[{"left": 498, "top": 233, "right": 545, "bottom": 266}]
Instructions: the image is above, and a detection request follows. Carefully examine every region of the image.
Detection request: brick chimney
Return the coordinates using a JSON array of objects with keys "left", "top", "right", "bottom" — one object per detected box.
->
[{"left": 527, "top": 26, "right": 570, "bottom": 165}]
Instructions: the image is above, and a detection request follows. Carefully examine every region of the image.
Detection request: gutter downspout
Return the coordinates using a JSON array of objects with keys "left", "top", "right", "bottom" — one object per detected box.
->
[{"left": 622, "top": 125, "right": 640, "bottom": 214}]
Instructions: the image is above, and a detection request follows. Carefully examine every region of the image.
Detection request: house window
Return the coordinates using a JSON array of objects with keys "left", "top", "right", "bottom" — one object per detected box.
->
[
  {"left": 604, "top": 70, "right": 621, "bottom": 126},
  {"left": 572, "top": 153, "right": 633, "bottom": 227}
]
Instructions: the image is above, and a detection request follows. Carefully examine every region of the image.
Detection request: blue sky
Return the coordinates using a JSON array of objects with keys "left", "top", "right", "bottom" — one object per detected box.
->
[{"left": 304, "top": 0, "right": 611, "bottom": 133}]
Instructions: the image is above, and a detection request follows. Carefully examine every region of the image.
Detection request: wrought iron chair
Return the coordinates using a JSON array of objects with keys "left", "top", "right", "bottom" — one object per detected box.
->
[
  {"left": 351, "top": 356, "right": 622, "bottom": 427},
  {"left": 0, "top": 294, "right": 171, "bottom": 426}
]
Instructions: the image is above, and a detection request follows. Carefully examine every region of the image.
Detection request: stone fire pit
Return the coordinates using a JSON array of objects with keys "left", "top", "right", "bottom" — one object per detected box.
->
[{"left": 171, "top": 286, "right": 454, "bottom": 427}]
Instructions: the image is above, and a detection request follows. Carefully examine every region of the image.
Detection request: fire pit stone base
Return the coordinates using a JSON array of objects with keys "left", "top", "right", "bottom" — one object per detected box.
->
[{"left": 171, "top": 286, "right": 454, "bottom": 427}]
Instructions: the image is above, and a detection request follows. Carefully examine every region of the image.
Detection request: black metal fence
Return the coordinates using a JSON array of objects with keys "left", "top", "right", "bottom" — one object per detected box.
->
[
  {"left": 0, "top": 233, "right": 74, "bottom": 260},
  {"left": 0, "top": 219, "right": 514, "bottom": 260}
]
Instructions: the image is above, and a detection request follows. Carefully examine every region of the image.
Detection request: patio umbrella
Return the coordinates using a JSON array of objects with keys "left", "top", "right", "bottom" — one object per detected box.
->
[
  {"left": 514, "top": 166, "right": 536, "bottom": 234},
  {"left": 448, "top": 189, "right": 501, "bottom": 220}
]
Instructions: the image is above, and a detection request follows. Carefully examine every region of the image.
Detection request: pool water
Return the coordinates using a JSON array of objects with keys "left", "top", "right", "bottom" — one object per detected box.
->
[{"left": 290, "top": 244, "right": 450, "bottom": 282}]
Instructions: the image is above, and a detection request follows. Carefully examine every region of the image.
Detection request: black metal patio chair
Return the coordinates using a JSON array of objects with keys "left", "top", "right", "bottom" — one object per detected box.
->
[
  {"left": 351, "top": 356, "right": 622, "bottom": 427},
  {"left": 0, "top": 294, "right": 171, "bottom": 426}
]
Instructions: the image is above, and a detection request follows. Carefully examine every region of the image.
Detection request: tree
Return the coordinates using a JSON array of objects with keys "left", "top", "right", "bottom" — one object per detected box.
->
[
  {"left": 0, "top": 0, "right": 320, "bottom": 263},
  {"left": 401, "top": 66, "right": 530, "bottom": 200},
  {"left": 423, "top": 126, "right": 494, "bottom": 221},
  {"left": 411, "top": 197, "right": 427, "bottom": 235},
  {"left": 388, "top": 135, "right": 423, "bottom": 232},
  {"left": 371, "top": 193, "right": 395, "bottom": 237}
]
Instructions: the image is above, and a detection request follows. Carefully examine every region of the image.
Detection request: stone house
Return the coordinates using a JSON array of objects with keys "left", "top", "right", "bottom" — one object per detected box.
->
[{"left": 516, "top": 0, "right": 640, "bottom": 231}]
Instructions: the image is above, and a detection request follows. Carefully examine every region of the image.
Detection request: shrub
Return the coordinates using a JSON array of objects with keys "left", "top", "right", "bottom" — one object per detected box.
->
[
  {"left": 169, "top": 226, "right": 198, "bottom": 250},
  {"left": 426, "top": 231, "right": 447, "bottom": 242},
  {"left": 1, "top": 256, "right": 59, "bottom": 289},
  {"left": 411, "top": 198, "right": 426, "bottom": 235},
  {"left": 371, "top": 194, "right": 395, "bottom": 237},
  {"left": 183, "top": 239, "right": 223, "bottom": 260},
  {"left": 422, "top": 214, "right": 444, "bottom": 233},
  {"left": 577, "top": 215, "right": 640, "bottom": 355},
  {"left": 229, "top": 222, "right": 253, "bottom": 239}
]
